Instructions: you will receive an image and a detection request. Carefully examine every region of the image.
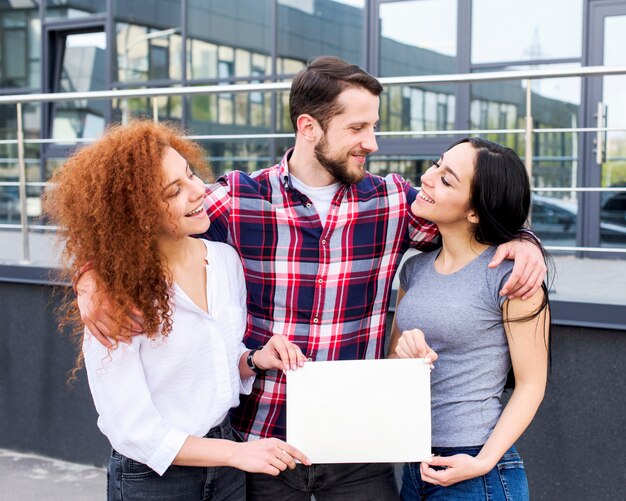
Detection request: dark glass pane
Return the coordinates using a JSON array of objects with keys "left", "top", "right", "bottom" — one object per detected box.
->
[
  {"left": 277, "top": 0, "right": 364, "bottom": 72},
  {"left": 187, "top": 0, "right": 271, "bottom": 80},
  {"left": 0, "top": 7, "right": 40, "bottom": 89},
  {"left": 115, "top": 0, "right": 182, "bottom": 83},
  {"left": 46, "top": 0, "right": 105, "bottom": 18}
]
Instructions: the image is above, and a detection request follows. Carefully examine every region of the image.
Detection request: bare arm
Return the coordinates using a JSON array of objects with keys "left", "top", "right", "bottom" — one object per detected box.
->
[
  {"left": 172, "top": 435, "right": 310, "bottom": 475},
  {"left": 76, "top": 270, "right": 143, "bottom": 348},
  {"left": 387, "top": 287, "right": 438, "bottom": 364},
  {"left": 490, "top": 237, "right": 547, "bottom": 300},
  {"left": 420, "top": 288, "right": 549, "bottom": 486}
]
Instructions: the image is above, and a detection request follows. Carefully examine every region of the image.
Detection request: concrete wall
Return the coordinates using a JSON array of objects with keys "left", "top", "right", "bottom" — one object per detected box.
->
[{"left": 1, "top": 281, "right": 624, "bottom": 499}]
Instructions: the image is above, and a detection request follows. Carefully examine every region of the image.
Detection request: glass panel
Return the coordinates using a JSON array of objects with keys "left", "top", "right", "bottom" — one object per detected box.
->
[
  {"left": 470, "top": 65, "right": 580, "bottom": 190},
  {"left": 115, "top": 0, "right": 182, "bottom": 83},
  {"left": 0, "top": 7, "right": 40, "bottom": 89},
  {"left": 277, "top": 0, "right": 365, "bottom": 71},
  {"left": 600, "top": 15, "right": 626, "bottom": 247},
  {"left": 46, "top": 0, "right": 105, "bottom": 18},
  {"left": 52, "top": 32, "right": 106, "bottom": 140},
  {"left": 193, "top": 139, "right": 272, "bottom": 177},
  {"left": 111, "top": 95, "right": 182, "bottom": 124},
  {"left": 379, "top": 84, "right": 456, "bottom": 133},
  {"left": 379, "top": 0, "right": 456, "bottom": 77},
  {"left": 472, "top": 0, "right": 583, "bottom": 64},
  {"left": 187, "top": 0, "right": 271, "bottom": 80},
  {"left": 369, "top": 155, "right": 434, "bottom": 184},
  {"left": 531, "top": 192, "right": 579, "bottom": 247}
]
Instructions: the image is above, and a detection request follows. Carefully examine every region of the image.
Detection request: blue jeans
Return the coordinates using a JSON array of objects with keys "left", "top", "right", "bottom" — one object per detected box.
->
[
  {"left": 247, "top": 462, "right": 399, "bottom": 500},
  {"left": 107, "top": 417, "right": 245, "bottom": 501},
  {"left": 401, "top": 446, "right": 529, "bottom": 501}
]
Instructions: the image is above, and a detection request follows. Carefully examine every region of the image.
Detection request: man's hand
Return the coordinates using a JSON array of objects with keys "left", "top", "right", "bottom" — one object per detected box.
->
[
  {"left": 490, "top": 239, "right": 547, "bottom": 300},
  {"left": 395, "top": 328, "right": 438, "bottom": 367},
  {"left": 76, "top": 269, "right": 143, "bottom": 348},
  {"left": 254, "top": 334, "right": 306, "bottom": 373}
]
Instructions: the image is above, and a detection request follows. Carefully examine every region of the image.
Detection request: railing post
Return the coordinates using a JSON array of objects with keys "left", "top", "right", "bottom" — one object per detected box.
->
[
  {"left": 152, "top": 96, "right": 159, "bottom": 123},
  {"left": 16, "top": 102, "right": 30, "bottom": 263},
  {"left": 525, "top": 78, "right": 533, "bottom": 225}
]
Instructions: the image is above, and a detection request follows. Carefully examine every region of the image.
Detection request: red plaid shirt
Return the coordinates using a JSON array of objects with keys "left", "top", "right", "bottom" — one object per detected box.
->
[{"left": 202, "top": 149, "right": 440, "bottom": 440}]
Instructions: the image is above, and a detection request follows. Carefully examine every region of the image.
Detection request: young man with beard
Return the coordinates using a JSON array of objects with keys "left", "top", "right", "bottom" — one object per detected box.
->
[{"left": 77, "top": 56, "right": 546, "bottom": 500}]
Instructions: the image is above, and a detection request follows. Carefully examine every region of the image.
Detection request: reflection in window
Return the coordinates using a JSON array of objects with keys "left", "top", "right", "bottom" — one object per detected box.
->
[
  {"left": 379, "top": 0, "right": 456, "bottom": 77},
  {"left": 52, "top": 32, "right": 107, "bottom": 140},
  {"left": 0, "top": 7, "right": 40, "bottom": 89},
  {"left": 600, "top": 15, "right": 626, "bottom": 247},
  {"left": 472, "top": 0, "right": 582, "bottom": 64},
  {"left": 45, "top": 0, "right": 105, "bottom": 18},
  {"left": 278, "top": 0, "right": 364, "bottom": 67},
  {"left": 116, "top": 24, "right": 182, "bottom": 83},
  {"left": 379, "top": 85, "right": 455, "bottom": 132},
  {"left": 470, "top": 66, "right": 580, "bottom": 199},
  {"left": 187, "top": 0, "right": 271, "bottom": 79}
]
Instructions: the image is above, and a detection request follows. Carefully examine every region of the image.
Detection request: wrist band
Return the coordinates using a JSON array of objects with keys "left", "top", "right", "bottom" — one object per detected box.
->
[{"left": 246, "top": 348, "right": 267, "bottom": 375}]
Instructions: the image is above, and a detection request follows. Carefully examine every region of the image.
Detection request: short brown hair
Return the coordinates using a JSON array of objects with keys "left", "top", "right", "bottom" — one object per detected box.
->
[{"left": 289, "top": 55, "right": 383, "bottom": 132}]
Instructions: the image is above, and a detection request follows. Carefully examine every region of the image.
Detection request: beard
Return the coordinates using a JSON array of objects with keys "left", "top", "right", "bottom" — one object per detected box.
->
[{"left": 314, "top": 135, "right": 366, "bottom": 185}]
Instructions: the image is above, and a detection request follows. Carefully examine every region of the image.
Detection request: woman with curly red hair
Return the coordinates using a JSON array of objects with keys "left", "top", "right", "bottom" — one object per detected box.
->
[{"left": 44, "top": 120, "right": 310, "bottom": 501}]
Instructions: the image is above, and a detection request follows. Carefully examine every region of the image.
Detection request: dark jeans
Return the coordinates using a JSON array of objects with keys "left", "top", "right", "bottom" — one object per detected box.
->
[
  {"left": 107, "top": 417, "right": 245, "bottom": 501},
  {"left": 401, "top": 446, "right": 528, "bottom": 501},
  {"left": 247, "top": 462, "right": 399, "bottom": 500}
]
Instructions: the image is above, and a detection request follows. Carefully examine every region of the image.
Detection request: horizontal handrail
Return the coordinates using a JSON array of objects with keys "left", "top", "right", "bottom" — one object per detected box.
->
[{"left": 0, "top": 65, "right": 625, "bottom": 105}]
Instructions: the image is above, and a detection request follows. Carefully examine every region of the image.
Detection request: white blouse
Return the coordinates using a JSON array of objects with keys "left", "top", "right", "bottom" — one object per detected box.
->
[{"left": 83, "top": 240, "right": 253, "bottom": 475}]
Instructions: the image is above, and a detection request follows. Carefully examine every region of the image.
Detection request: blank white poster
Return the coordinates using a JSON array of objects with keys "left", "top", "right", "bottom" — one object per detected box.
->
[{"left": 286, "top": 358, "right": 431, "bottom": 463}]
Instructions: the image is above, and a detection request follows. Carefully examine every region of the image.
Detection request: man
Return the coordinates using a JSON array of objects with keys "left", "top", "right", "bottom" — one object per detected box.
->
[{"left": 78, "top": 56, "right": 546, "bottom": 500}]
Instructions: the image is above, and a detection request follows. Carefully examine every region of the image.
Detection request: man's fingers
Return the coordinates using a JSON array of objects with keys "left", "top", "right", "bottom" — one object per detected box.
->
[
  {"left": 85, "top": 323, "right": 111, "bottom": 348},
  {"left": 500, "top": 262, "right": 527, "bottom": 297},
  {"left": 489, "top": 242, "right": 511, "bottom": 268}
]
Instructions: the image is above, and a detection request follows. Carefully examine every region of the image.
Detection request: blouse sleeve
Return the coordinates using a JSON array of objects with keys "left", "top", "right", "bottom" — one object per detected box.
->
[
  {"left": 224, "top": 243, "right": 255, "bottom": 394},
  {"left": 82, "top": 333, "right": 188, "bottom": 476}
]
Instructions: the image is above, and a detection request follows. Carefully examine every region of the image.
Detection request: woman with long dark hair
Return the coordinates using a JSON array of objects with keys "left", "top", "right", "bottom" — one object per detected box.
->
[
  {"left": 44, "top": 120, "right": 309, "bottom": 501},
  {"left": 389, "top": 138, "right": 550, "bottom": 500}
]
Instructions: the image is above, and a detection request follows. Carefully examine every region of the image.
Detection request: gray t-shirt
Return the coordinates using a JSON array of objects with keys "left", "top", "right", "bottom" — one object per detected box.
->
[{"left": 396, "top": 246, "right": 513, "bottom": 447}]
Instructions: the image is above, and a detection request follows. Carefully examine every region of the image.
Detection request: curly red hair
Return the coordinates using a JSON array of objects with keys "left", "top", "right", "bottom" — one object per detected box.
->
[{"left": 44, "top": 120, "right": 212, "bottom": 376}]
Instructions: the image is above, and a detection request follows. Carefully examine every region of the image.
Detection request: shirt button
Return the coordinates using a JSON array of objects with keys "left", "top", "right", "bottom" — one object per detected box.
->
[
  {"left": 318, "top": 278, "right": 323, "bottom": 284},
  {"left": 313, "top": 317, "right": 319, "bottom": 324},
  {"left": 321, "top": 239, "right": 326, "bottom": 245}
]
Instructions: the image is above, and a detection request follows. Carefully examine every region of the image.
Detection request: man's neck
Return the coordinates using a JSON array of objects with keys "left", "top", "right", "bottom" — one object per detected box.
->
[{"left": 288, "top": 145, "right": 338, "bottom": 187}]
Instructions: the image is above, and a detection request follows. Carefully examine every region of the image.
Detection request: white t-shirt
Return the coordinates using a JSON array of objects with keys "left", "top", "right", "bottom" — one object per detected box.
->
[
  {"left": 290, "top": 175, "right": 341, "bottom": 226},
  {"left": 82, "top": 240, "right": 253, "bottom": 475}
]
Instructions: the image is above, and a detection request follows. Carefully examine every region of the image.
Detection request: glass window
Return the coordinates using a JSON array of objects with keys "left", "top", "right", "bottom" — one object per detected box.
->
[
  {"left": 115, "top": 0, "right": 182, "bottom": 83},
  {"left": 187, "top": 0, "right": 271, "bottom": 79},
  {"left": 472, "top": 0, "right": 583, "bottom": 64},
  {"left": 277, "top": 0, "right": 365, "bottom": 72},
  {"left": 600, "top": 15, "right": 626, "bottom": 247},
  {"left": 46, "top": 0, "right": 105, "bottom": 18},
  {"left": 0, "top": 7, "right": 40, "bottom": 89},
  {"left": 52, "top": 31, "right": 107, "bottom": 140},
  {"left": 379, "top": 0, "right": 457, "bottom": 77},
  {"left": 379, "top": 84, "right": 456, "bottom": 133}
]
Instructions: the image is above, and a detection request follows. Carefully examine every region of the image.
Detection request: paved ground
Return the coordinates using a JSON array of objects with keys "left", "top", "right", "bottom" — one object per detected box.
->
[{"left": 0, "top": 449, "right": 106, "bottom": 501}]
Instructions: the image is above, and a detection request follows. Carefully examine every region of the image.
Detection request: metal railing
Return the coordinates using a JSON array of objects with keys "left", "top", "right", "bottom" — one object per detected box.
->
[{"left": 1, "top": 64, "right": 626, "bottom": 262}]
